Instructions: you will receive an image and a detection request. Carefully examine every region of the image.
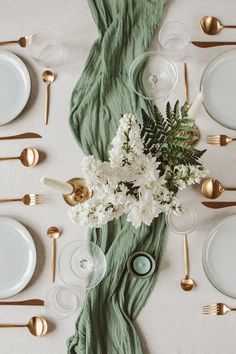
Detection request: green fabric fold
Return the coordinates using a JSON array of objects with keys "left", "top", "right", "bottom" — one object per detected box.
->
[{"left": 68, "top": 1, "right": 166, "bottom": 353}]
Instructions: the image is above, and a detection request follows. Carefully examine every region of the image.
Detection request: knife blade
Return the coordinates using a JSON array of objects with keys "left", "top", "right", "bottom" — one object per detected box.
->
[
  {"left": 202, "top": 202, "right": 236, "bottom": 209},
  {"left": 192, "top": 41, "right": 236, "bottom": 48},
  {"left": 0, "top": 132, "right": 42, "bottom": 140},
  {"left": 0, "top": 299, "right": 44, "bottom": 306}
]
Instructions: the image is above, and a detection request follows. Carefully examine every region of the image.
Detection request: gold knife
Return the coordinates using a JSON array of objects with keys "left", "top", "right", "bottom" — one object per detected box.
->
[
  {"left": 202, "top": 202, "right": 236, "bottom": 208},
  {"left": 0, "top": 299, "right": 44, "bottom": 306},
  {"left": 192, "top": 41, "right": 236, "bottom": 48},
  {"left": 0, "top": 132, "right": 42, "bottom": 140}
]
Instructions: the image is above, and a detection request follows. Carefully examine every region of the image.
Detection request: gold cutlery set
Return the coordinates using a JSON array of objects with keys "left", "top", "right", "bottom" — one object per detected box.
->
[
  {"left": 192, "top": 16, "right": 236, "bottom": 47},
  {"left": 194, "top": 16, "right": 236, "bottom": 316},
  {"left": 0, "top": 35, "right": 60, "bottom": 335}
]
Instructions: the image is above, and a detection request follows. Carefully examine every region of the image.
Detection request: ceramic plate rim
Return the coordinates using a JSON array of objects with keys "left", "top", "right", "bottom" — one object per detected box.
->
[
  {"left": 0, "top": 50, "right": 31, "bottom": 125},
  {"left": 0, "top": 216, "right": 36, "bottom": 299},
  {"left": 202, "top": 214, "right": 236, "bottom": 299},
  {"left": 200, "top": 48, "right": 236, "bottom": 130}
]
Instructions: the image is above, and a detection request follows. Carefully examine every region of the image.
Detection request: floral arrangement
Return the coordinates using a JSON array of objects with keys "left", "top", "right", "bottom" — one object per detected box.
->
[{"left": 69, "top": 101, "right": 207, "bottom": 229}]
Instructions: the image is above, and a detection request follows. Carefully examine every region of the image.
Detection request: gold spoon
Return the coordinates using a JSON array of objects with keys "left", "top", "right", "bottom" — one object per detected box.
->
[
  {"left": 0, "top": 36, "right": 28, "bottom": 47},
  {"left": 201, "top": 177, "right": 236, "bottom": 199},
  {"left": 0, "top": 316, "right": 48, "bottom": 337},
  {"left": 47, "top": 226, "right": 60, "bottom": 283},
  {"left": 0, "top": 147, "right": 39, "bottom": 168},
  {"left": 200, "top": 16, "right": 236, "bottom": 35},
  {"left": 42, "top": 71, "right": 55, "bottom": 125},
  {"left": 181, "top": 234, "right": 194, "bottom": 291}
]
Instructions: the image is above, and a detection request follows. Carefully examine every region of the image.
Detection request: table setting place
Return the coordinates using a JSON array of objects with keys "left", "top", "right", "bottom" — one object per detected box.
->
[{"left": 3, "top": 0, "right": 236, "bottom": 353}]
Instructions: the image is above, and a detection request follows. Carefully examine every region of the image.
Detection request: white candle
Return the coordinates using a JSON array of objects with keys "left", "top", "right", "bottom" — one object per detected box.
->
[
  {"left": 41, "top": 176, "right": 73, "bottom": 195},
  {"left": 188, "top": 91, "right": 204, "bottom": 120}
]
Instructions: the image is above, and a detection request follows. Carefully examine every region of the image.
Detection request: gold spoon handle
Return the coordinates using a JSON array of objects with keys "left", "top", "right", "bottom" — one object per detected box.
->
[
  {"left": 52, "top": 238, "right": 56, "bottom": 283},
  {"left": 224, "top": 25, "right": 236, "bottom": 29},
  {"left": 225, "top": 187, "right": 236, "bottom": 191},
  {"left": 0, "top": 133, "right": 42, "bottom": 140},
  {"left": 0, "top": 324, "right": 25, "bottom": 328},
  {"left": 183, "top": 234, "right": 190, "bottom": 277},
  {"left": 0, "top": 40, "right": 18, "bottom": 46},
  {"left": 0, "top": 199, "right": 21, "bottom": 203},
  {"left": 192, "top": 41, "right": 236, "bottom": 48},
  {"left": 0, "top": 157, "right": 18, "bottom": 161},
  {"left": 0, "top": 299, "right": 44, "bottom": 306},
  {"left": 184, "top": 63, "right": 189, "bottom": 103},
  {"left": 45, "top": 84, "right": 50, "bottom": 125}
]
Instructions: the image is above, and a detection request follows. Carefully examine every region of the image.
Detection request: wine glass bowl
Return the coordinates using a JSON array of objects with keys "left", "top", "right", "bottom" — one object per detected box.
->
[
  {"left": 167, "top": 205, "right": 198, "bottom": 235},
  {"left": 129, "top": 51, "right": 178, "bottom": 101},
  {"left": 59, "top": 240, "right": 107, "bottom": 289}
]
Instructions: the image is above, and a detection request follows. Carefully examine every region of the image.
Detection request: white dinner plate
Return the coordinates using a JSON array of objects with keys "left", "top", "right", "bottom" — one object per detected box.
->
[
  {"left": 201, "top": 49, "right": 236, "bottom": 130},
  {"left": 0, "top": 217, "right": 36, "bottom": 299},
  {"left": 202, "top": 214, "right": 236, "bottom": 298},
  {"left": 0, "top": 50, "right": 31, "bottom": 125}
]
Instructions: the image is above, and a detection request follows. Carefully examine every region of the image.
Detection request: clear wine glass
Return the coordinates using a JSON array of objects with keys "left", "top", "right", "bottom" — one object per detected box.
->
[
  {"left": 26, "top": 29, "right": 63, "bottom": 68},
  {"left": 45, "top": 286, "right": 82, "bottom": 320},
  {"left": 59, "top": 240, "right": 107, "bottom": 290},
  {"left": 129, "top": 51, "right": 178, "bottom": 101},
  {"left": 158, "top": 21, "right": 190, "bottom": 61}
]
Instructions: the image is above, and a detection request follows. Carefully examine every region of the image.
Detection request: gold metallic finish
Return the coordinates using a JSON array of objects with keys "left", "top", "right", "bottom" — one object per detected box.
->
[
  {"left": 0, "top": 194, "right": 42, "bottom": 206},
  {"left": 47, "top": 226, "right": 60, "bottom": 283},
  {"left": 42, "top": 71, "right": 55, "bottom": 125},
  {"left": 0, "top": 147, "right": 39, "bottom": 167},
  {"left": 180, "top": 234, "right": 194, "bottom": 291},
  {"left": 0, "top": 316, "right": 48, "bottom": 337},
  {"left": 63, "top": 177, "right": 91, "bottom": 206},
  {"left": 201, "top": 177, "right": 236, "bottom": 199},
  {"left": 202, "top": 201, "right": 236, "bottom": 209},
  {"left": 192, "top": 41, "right": 236, "bottom": 48},
  {"left": 202, "top": 303, "right": 236, "bottom": 315},
  {"left": 0, "top": 36, "right": 29, "bottom": 48},
  {"left": 0, "top": 299, "right": 44, "bottom": 306},
  {"left": 183, "top": 63, "right": 200, "bottom": 146},
  {"left": 200, "top": 16, "right": 236, "bottom": 35},
  {"left": 184, "top": 63, "right": 189, "bottom": 103},
  {"left": 206, "top": 134, "right": 236, "bottom": 146},
  {"left": 0, "top": 132, "right": 42, "bottom": 140},
  {"left": 188, "top": 125, "right": 200, "bottom": 147}
]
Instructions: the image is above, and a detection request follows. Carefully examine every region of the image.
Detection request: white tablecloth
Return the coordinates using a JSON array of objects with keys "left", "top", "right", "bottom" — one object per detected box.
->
[{"left": 1, "top": 0, "right": 236, "bottom": 353}]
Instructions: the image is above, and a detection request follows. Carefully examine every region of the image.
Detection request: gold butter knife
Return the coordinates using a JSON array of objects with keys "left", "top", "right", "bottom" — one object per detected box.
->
[
  {"left": 202, "top": 202, "right": 236, "bottom": 208},
  {"left": 192, "top": 41, "right": 236, "bottom": 48},
  {"left": 0, "top": 299, "right": 44, "bottom": 306},
  {"left": 0, "top": 132, "right": 42, "bottom": 140}
]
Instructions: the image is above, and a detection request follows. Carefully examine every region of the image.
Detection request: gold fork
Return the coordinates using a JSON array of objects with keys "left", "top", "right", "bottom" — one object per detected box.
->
[
  {"left": 206, "top": 135, "right": 236, "bottom": 146},
  {"left": 0, "top": 194, "right": 42, "bottom": 206},
  {"left": 202, "top": 303, "right": 236, "bottom": 315}
]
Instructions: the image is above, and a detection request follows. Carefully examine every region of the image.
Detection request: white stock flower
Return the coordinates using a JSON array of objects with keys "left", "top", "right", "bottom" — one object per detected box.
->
[{"left": 69, "top": 113, "right": 207, "bottom": 229}]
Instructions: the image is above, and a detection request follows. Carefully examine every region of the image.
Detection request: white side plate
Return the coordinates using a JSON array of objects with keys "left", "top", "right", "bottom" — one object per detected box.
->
[
  {"left": 0, "top": 50, "right": 31, "bottom": 125},
  {"left": 202, "top": 214, "right": 236, "bottom": 298},
  {"left": 201, "top": 49, "right": 236, "bottom": 130},
  {"left": 0, "top": 217, "right": 36, "bottom": 299}
]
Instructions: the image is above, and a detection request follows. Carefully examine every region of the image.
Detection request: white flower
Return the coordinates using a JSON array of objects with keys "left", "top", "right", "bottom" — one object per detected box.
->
[{"left": 69, "top": 113, "right": 207, "bottom": 229}]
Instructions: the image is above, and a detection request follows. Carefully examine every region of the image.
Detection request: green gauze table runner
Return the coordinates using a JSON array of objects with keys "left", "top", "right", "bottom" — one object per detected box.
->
[{"left": 68, "top": 1, "right": 166, "bottom": 353}]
